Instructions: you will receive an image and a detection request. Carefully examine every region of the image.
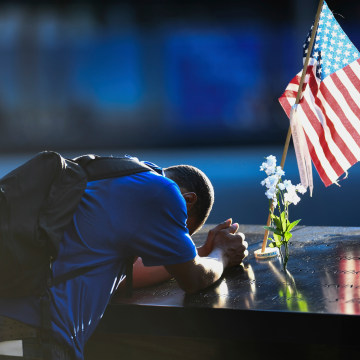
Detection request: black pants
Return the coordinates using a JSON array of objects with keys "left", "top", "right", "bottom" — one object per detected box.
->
[{"left": 0, "top": 316, "right": 73, "bottom": 360}]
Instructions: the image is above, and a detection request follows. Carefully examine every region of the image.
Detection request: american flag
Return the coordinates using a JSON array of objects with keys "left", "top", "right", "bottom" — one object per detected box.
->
[{"left": 279, "top": 1, "right": 360, "bottom": 187}]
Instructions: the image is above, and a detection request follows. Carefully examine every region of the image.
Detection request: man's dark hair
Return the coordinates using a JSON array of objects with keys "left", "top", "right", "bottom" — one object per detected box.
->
[{"left": 164, "top": 165, "right": 214, "bottom": 230}]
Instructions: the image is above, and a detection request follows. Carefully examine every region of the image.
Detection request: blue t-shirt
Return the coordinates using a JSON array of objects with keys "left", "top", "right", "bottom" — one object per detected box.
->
[{"left": 0, "top": 171, "right": 197, "bottom": 359}]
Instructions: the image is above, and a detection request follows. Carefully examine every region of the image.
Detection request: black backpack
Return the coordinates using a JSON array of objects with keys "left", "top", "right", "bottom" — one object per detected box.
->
[{"left": 0, "top": 150, "right": 154, "bottom": 299}]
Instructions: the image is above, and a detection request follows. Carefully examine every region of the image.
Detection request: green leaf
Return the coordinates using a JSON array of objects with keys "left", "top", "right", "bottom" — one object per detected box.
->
[
  {"left": 287, "top": 219, "right": 301, "bottom": 232},
  {"left": 275, "top": 238, "right": 283, "bottom": 247},
  {"left": 264, "top": 226, "right": 277, "bottom": 232},
  {"left": 280, "top": 211, "right": 287, "bottom": 231},
  {"left": 271, "top": 214, "right": 282, "bottom": 229},
  {"left": 274, "top": 229, "right": 283, "bottom": 236},
  {"left": 273, "top": 234, "right": 283, "bottom": 247},
  {"left": 284, "top": 232, "right": 293, "bottom": 241}
]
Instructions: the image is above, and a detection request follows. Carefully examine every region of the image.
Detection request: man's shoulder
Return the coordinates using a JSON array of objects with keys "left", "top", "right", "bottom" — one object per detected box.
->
[
  {"left": 132, "top": 171, "right": 177, "bottom": 189},
  {"left": 88, "top": 171, "right": 182, "bottom": 205},
  {"left": 139, "top": 172, "right": 182, "bottom": 199}
]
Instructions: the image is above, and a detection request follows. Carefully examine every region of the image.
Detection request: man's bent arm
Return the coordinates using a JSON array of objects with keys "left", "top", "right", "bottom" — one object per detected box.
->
[
  {"left": 164, "top": 249, "right": 226, "bottom": 294},
  {"left": 132, "top": 257, "right": 172, "bottom": 288},
  {"left": 165, "top": 226, "right": 248, "bottom": 294},
  {"left": 131, "top": 247, "right": 215, "bottom": 289},
  {"left": 131, "top": 221, "right": 247, "bottom": 291}
]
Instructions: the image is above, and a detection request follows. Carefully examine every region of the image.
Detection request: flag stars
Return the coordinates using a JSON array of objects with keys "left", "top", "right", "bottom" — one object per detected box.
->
[{"left": 305, "top": 4, "right": 360, "bottom": 80}]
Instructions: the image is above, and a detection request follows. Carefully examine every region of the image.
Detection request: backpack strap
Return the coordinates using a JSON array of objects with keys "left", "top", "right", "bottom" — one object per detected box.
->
[{"left": 73, "top": 155, "right": 153, "bottom": 181}]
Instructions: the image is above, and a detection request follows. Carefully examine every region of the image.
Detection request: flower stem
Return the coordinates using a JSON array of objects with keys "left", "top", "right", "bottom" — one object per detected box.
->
[{"left": 283, "top": 242, "right": 289, "bottom": 271}]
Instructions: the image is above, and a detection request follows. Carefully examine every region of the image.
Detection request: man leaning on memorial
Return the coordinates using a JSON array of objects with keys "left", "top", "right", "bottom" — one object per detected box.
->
[{"left": 0, "top": 159, "right": 248, "bottom": 360}]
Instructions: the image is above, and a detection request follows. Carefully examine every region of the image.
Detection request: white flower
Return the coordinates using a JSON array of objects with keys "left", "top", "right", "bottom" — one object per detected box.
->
[
  {"left": 284, "top": 185, "right": 301, "bottom": 205},
  {"left": 296, "top": 184, "right": 307, "bottom": 194},
  {"left": 265, "top": 188, "right": 276, "bottom": 200},
  {"left": 266, "top": 155, "right": 277, "bottom": 168},
  {"left": 260, "top": 155, "right": 277, "bottom": 176},
  {"left": 260, "top": 155, "right": 305, "bottom": 207},
  {"left": 275, "top": 166, "right": 285, "bottom": 177},
  {"left": 264, "top": 167, "right": 274, "bottom": 176},
  {"left": 266, "top": 174, "right": 279, "bottom": 189},
  {"left": 282, "top": 179, "right": 293, "bottom": 190}
]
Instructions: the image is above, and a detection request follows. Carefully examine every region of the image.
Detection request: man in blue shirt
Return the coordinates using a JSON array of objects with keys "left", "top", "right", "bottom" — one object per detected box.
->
[{"left": 0, "top": 161, "right": 248, "bottom": 360}]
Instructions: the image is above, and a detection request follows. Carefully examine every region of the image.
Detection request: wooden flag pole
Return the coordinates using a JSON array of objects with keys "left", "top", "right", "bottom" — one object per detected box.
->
[{"left": 260, "top": 0, "right": 324, "bottom": 254}]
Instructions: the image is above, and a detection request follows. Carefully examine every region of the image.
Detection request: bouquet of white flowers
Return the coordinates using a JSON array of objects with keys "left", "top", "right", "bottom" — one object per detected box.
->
[{"left": 260, "top": 155, "right": 306, "bottom": 269}]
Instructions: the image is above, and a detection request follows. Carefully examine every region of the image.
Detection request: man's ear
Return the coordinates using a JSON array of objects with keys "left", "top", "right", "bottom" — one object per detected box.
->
[{"left": 182, "top": 192, "right": 197, "bottom": 211}]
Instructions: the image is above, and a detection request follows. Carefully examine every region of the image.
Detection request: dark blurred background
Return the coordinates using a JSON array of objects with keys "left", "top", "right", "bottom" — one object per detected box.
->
[
  {"left": 0, "top": 0, "right": 359, "bottom": 227},
  {"left": 0, "top": 0, "right": 358, "bottom": 151}
]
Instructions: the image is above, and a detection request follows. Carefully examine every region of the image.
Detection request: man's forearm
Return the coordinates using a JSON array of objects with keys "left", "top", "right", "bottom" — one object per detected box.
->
[
  {"left": 128, "top": 246, "right": 212, "bottom": 290},
  {"left": 165, "top": 250, "right": 227, "bottom": 294},
  {"left": 192, "top": 249, "right": 227, "bottom": 289}
]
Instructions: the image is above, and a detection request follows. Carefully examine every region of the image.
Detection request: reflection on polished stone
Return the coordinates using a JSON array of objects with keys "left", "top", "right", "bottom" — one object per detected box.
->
[
  {"left": 114, "top": 225, "right": 360, "bottom": 316},
  {"left": 322, "top": 245, "right": 360, "bottom": 315},
  {"left": 211, "top": 280, "right": 228, "bottom": 309},
  {"left": 338, "top": 248, "right": 360, "bottom": 314}
]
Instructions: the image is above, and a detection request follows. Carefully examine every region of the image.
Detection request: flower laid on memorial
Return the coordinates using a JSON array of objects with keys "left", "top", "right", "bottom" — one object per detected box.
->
[{"left": 260, "top": 155, "right": 306, "bottom": 269}]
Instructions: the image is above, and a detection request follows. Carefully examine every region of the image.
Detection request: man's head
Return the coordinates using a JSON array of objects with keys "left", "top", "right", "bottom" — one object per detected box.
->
[{"left": 164, "top": 165, "right": 214, "bottom": 235}]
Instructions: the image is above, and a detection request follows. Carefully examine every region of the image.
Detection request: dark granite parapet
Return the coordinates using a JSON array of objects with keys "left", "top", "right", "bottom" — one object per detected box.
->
[{"left": 87, "top": 225, "right": 360, "bottom": 358}]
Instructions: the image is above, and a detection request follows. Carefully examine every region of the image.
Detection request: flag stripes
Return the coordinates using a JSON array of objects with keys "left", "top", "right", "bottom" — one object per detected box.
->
[
  {"left": 279, "top": 1, "right": 360, "bottom": 187},
  {"left": 279, "top": 58, "right": 360, "bottom": 186}
]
